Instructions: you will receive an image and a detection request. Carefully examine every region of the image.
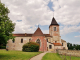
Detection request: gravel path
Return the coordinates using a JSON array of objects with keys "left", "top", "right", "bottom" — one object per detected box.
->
[{"left": 30, "top": 52, "right": 47, "bottom": 60}]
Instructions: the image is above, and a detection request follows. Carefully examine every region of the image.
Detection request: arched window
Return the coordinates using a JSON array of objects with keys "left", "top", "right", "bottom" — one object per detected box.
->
[{"left": 36, "top": 39, "right": 40, "bottom": 46}]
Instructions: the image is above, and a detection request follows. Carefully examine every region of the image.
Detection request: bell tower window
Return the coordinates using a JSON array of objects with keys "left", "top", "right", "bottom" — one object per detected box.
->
[{"left": 54, "top": 27, "right": 57, "bottom": 31}]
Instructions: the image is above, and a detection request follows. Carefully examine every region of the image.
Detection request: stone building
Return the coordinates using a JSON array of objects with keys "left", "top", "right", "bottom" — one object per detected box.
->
[{"left": 6, "top": 17, "right": 68, "bottom": 52}]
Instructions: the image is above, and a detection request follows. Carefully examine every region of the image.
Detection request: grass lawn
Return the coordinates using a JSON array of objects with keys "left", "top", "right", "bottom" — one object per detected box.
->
[
  {"left": 42, "top": 53, "right": 62, "bottom": 60},
  {"left": 42, "top": 53, "right": 80, "bottom": 60},
  {"left": 62, "top": 55, "right": 80, "bottom": 60},
  {"left": 0, "top": 50, "right": 41, "bottom": 60}
]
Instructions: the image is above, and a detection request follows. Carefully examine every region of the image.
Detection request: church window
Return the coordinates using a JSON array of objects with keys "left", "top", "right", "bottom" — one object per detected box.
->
[
  {"left": 62, "top": 43, "right": 63, "bottom": 46},
  {"left": 54, "top": 27, "right": 57, "bottom": 31},
  {"left": 46, "top": 39, "right": 48, "bottom": 42},
  {"left": 12, "top": 38, "right": 15, "bottom": 43},
  {"left": 55, "top": 41, "right": 57, "bottom": 43},
  {"left": 49, "top": 45, "right": 52, "bottom": 49},
  {"left": 29, "top": 38, "right": 31, "bottom": 42},
  {"left": 36, "top": 39, "right": 40, "bottom": 46},
  {"left": 21, "top": 38, "right": 23, "bottom": 43}
]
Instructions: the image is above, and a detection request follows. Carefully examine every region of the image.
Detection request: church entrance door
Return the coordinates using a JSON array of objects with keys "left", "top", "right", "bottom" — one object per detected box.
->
[{"left": 47, "top": 47, "right": 48, "bottom": 51}]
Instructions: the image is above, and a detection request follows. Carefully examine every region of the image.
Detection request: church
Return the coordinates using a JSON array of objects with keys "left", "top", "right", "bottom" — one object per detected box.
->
[{"left": 6, "top": 17, "right": 68, "bottom": 52}]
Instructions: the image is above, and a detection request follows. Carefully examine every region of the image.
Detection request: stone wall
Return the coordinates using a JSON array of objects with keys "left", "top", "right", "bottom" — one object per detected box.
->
[
  {"left": 54, "top": 46, "right": 63, "bottom": 50},
  {"left": 57, "top": 50, "right": 80, "bottom": 57},
  {"left": 6, "top": 37, "right": 30, "bottom": 51},
  {"left": 61, "top": 42, "right": 68, "bottom": 50},
  {"left": 49, "top": 25, "right": 61, "bottom": 43},
  {"left": 49, "top": 25, "right": 60, "bottom": 37},
  {"left": 47, "top": 42, "right": 54, "bottom": 52}
]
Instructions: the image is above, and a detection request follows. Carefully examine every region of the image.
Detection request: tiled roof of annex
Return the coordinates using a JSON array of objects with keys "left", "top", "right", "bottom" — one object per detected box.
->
[{"left": 53, "top": 43, "right": 62, "bottom": 46}]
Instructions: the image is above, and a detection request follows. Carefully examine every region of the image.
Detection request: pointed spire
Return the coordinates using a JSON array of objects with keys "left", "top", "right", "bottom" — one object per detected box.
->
[
  {"left": 38, "top": 25, "right": 39, "bottom": 28},
  {"left": 49, "top": 17, "right": 59, "bottom": 27},
  {"left": 33, "top": 27, "right": 44, "bottom": 36}
]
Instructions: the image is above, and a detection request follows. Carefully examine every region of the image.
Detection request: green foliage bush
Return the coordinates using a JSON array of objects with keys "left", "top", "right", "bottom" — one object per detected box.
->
[
  {"left": 0, "top": 46, "right": 6, "bottom": 49},
  {"left": 22, "top": 42, "right": 39, "bottom": 52},
  {"left": 67, "top": 42, "right": 80, "bottom": 50}
]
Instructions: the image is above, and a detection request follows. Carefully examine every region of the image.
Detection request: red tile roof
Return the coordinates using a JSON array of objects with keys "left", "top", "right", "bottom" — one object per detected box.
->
[
  {"left": 44, "top": 34, "right": 52, "bottom": 37},
  {"left": 53, "top": 43, "right": 62, "bottom": 46},
  {"left": 13, "top": 33, "right": 51, "bottom": 37},
  {"left": 13, "top": 34, "right": 25, "bottom": 36},
  {"left": 13, "top": 34, "right": 33, "bottom": 37},
  {"left": 33, "top": 27, "right": 44, "bottom": 36}
]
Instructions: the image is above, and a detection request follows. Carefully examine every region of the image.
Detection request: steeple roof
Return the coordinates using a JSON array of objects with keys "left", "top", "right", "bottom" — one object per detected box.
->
[
  {"left": 49, "top": 17, "right": 59, "bottom": 27},
  {"left": 33, "top": 27, "right": 44, "bottom": 36}
]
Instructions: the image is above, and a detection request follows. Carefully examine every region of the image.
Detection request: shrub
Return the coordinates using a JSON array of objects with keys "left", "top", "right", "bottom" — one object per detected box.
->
[
  {"left": 22, "top": 42, "right": 39, "bottom": 52},
  {"left": 0, "top": 46, "right": 6, "bottom": 49}
]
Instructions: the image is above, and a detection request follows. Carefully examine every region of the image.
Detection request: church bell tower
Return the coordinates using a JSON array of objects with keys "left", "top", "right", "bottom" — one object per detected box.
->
[{"left": 49, "top": 17, "right": 61, "bottom": 43}]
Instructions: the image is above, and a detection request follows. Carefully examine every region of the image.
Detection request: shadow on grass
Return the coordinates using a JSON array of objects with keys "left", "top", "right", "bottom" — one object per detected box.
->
[
  {"left": 0, "top": 53, "right": 18, "bottom": 59},
  {"left": 0, "top": 55, "right": 11, "bottom": 58}
]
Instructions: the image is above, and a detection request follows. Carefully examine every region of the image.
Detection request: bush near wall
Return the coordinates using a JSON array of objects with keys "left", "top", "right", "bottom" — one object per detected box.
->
[
  {"left": 22, "top": 42, "right": 39, "bottom": 52},
  {"left": 0, "top": 46, "right": 6, "bottom": 49}
]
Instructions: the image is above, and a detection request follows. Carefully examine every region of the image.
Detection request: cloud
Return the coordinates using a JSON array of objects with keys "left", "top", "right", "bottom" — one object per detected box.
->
[
  {"left": 1, "top": 0, "right": 53, "bottom": 33},
  {"left": 75, "top": 42, "right": 80, "bottom": 44},
  {"left": 51, "top": 0, "right": 80, "bottom": 35},
  {"left": 60, "top": 26, "right": 80, "bottom": 35},
  {"left": 1, "top": 0, "right": 80, "bottom": 35},
  {"left": 75, "top": 35, "right": 80, "bottom": 37}
]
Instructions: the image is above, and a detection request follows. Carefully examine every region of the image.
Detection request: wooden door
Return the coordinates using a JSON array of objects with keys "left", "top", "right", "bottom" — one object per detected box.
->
[{"left": 47, "top": 47, "right": 48, "bottom": 51}]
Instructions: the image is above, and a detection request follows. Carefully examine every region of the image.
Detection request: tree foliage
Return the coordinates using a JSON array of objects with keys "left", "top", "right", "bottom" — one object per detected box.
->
[
  {"left": 0, "top": 2, "right": 15, "bottom": 47},
  {"left": 22, "top": 42, "right": 39, "bottom": 52},
  {"left": 67, "top": 42, "right": 80, "bottom": 50}
]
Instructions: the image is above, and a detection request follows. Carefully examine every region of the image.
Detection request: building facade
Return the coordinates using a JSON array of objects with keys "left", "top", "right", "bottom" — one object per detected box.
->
[{"left": 6, "top": 17, "right": 68, "bottom": 52}]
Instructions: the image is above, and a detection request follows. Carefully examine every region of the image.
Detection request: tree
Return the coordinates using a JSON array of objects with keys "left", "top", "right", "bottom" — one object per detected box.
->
[
  {"left": 67, "top": 42, "right": 80, "bottom": 50},
  {"left": 0, "top": 2, "right": 15, "bottom": 47},
  {"left": 67, "top": 42, "right": 73, "bottom": 50}
]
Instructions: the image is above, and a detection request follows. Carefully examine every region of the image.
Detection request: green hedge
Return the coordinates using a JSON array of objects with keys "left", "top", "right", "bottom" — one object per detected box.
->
[
  {"left": 0, "top": 46, "right": 6, "bottom": 49},
  {"left": 22, "top": 42, "right": 39, "bottom": 52}
]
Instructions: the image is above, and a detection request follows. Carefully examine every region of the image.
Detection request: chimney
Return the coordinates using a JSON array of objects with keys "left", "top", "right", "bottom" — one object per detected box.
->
[{"left": 25, "top": 33, "right": 27, "bottom": 36}]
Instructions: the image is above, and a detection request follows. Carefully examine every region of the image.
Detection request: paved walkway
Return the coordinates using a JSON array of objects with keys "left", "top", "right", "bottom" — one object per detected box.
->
[{"left": 30, "top": 52, "right": 47, "bottom": 60}]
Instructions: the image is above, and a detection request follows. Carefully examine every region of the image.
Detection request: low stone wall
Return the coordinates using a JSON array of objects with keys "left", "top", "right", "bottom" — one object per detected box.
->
[{"left": 57, "top": 50, "right": 80, "bottom": 57}]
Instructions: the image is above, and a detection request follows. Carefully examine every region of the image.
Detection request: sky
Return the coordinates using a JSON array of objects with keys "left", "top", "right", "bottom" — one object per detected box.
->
[{"left": 1, "top": 0, "right": 80, "bottom": 44}]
